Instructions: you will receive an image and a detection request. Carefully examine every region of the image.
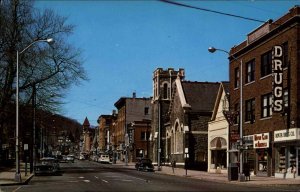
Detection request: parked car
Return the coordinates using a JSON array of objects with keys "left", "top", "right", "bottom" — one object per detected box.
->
[
  {"left": 89, "top": 155, "right": 99, "bottom": 162},
  {"left": 34, "top": 157, "right": 60, "bottom": 176},
  {"left": 99, "top": 154, "right": 111, "bottom": 164},
  {"left": 66, "top": 154, "right": 75, "bottom": 163},
  {"left": 135, "top": 158, "right": 154, "bottom": 172}
]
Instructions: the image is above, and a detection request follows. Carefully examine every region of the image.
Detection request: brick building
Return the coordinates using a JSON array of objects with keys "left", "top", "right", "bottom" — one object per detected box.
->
[
  {"left": 113, "top": 93, "right": 152, "bottom": 162},
  {"left": 127, "top": 119, "right": 151, "bottom": 162},
  {"left": 229, "top": 6, "right": 300, "bottom": 178},
  {"left": 151, "top": 68, "right": 185, "bottom": 166},
  {"left": 97, "top": 114, "right": 115, "bottom": 154},
  {"left": 167, "top": 78, "right": 219, "bottom": 170}
]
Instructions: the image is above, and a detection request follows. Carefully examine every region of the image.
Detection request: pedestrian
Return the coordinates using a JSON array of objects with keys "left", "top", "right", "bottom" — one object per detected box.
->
[{"left": 171, "top": 159, "right": 176, "bottom": 174}]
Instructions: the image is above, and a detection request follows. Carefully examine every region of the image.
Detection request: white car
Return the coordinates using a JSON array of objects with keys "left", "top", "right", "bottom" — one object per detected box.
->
[
  {"left": 66, "top": 155, "right": 75, "bottom": 163},
  {"left": 99, "top": 154, "right": 110, "bottom": 164}
]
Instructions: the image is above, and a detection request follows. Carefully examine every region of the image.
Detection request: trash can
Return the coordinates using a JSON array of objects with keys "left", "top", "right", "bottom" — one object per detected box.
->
[{"left": 228, "top": 163, "right": 238, "bottom": 181}]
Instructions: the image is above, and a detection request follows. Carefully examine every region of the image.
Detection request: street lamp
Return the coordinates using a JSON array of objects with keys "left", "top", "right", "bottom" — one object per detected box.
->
[
  {"left": 15, "top": 38, "right": 54, "bottom": 182},
  {"left": 208, "top": 46, "right": 245, "bottom": 182}
]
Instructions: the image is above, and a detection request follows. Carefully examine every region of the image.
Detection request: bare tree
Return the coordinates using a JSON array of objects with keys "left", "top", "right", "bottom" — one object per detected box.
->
[{"left": 0, "top": 0, "right": 87, "bottom": 115}]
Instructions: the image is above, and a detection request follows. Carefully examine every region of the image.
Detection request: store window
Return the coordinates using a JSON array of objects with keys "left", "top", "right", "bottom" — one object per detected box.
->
[
  {"left": 257, "top": 149, "right": 268, "bottom": 173},
  {"left": 276, "top": 147, "right": 286, "bottom": 173}
]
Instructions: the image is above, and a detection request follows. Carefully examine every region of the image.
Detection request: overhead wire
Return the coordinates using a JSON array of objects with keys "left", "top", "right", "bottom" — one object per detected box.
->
[{"left": 159, "top": 0, "right": 267, "bottom": 23}]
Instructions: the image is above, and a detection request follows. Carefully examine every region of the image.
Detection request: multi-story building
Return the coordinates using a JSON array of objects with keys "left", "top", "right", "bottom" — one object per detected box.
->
[
  {"left": 151, "top": 68, "right": 185, "bottom": 165},
  {"left": 127, "top": 119, "right": 151, "bottom": 162},
  {"left": 229, "top": 6, "right": 300, "bottom": 179},
  {"left": 114, "top": 93, "right": 152, "bottom": 162},
  {"left": 97, "top": 114, "right": 116, "bottom": 154}
]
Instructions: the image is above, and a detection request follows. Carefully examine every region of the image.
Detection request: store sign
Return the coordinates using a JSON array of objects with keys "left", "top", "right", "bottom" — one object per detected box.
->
[
  {"left": 253, "top": 133, "right": 269, "bottom": 148},
  {"left": 274, "top": 128, "right": 300, "bottom": 142},
  {"left": 272, "top": 45, "right": 283, "bottom": 113}
]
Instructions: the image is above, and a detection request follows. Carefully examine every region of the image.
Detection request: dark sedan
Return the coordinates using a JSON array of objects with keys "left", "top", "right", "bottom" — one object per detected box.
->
[
  {"left": 135, "top": 158, "right": 154, "bottom": 172},
  {"left": 34, "top": 157, "right": 60, "bottom": 176}
]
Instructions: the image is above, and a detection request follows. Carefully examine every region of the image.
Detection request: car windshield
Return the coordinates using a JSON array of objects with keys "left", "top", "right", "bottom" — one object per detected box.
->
[{"left": 141, "top": 159, "right": 152, "bottom": 164}]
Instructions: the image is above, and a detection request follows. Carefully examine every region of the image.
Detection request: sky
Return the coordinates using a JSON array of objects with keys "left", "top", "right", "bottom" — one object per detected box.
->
[{"left": 35, "top": 0, "right": 299, "bottom": 126}]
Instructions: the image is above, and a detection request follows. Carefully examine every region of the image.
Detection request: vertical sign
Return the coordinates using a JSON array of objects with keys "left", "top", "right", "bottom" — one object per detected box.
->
[{"left": 272, "top": 45, "right": 283, "bottom": 113}]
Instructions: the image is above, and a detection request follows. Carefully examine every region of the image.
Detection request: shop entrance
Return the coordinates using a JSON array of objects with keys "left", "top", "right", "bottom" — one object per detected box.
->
[{"left": 257, "top": 149, "right": 269, "bottom": 176}]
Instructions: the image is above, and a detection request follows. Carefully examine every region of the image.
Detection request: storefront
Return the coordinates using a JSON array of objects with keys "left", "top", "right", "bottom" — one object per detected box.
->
[
  {"left": 274, "top": 128, "right": 300, "bottom": 179},
  {"left": 253, "top": 133, "right": 271, "bottom": 177}
]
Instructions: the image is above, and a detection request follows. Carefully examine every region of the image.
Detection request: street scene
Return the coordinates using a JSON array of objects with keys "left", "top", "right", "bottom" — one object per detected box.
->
[{"left": 1, "top": 1, "right": 300, "bottom": 192}]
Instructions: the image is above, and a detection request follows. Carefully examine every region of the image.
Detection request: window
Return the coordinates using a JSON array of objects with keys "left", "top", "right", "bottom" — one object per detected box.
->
[
  {"left": 234, "top": 67, "right": 240, "bottom": 88},
  {"left": 261, "top": 93, "right": 272, "bottom": 118},
  {"left": 246, "top": 59, "right": 255, "bottom": 83},
  {"left": 261, "top": 51, "right": 272, "bottom": 77},
  {"left": 283, "top": 89, "right": 289, "bottom": 115},
  {"left": 141, "top": 131, "right": 150, "bottom": 141},
  {"left": 282, "top": 42, "right": 288, "bottom": 68},
  {"left": 245, "top": 98, "right": 255, "bottom": 122},
  {"left": 144, "top": 107, "right": 149, "bottom": 115},
  {"left": 163, "top": 83, "right": 169, "bottom": 99},
  {"left": 234, "top": 103, "right": 239, "bottom": 125}
]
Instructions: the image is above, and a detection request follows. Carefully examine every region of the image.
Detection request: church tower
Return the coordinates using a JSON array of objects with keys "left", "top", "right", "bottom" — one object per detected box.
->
[{"left": 151, "top": 68, "right": 185, "bottom": 166}]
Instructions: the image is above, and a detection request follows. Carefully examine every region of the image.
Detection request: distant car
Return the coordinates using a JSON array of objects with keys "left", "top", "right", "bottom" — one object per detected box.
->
[
  {"left": 135, "top": 158, "right": 154, "bottom": 172},
  {"left": 99, "top": 154, "right": 111, "bottom": 164},
  {"left": 60, "top": 155, "right": 68, "bottom": 163},
  {"left": 66, "top": 155, "right": 75, "bottom": 163},
  {"left": 34, "top": 157, "right": 60, "bottom": 176}
]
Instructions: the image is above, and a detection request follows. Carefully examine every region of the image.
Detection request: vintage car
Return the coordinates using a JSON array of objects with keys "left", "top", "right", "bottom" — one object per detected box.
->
[
  {"left": 135, "top": 158, "right": 154, "bottom": 172},
  {"left": 34, "top": 157, "right": 60, "bottom": 176},
  {"left": 98, "top": 154, "right": 111, "bottom": 164},
  {"left": 66, "top": 154, "right": 75, "bottom": 163}
]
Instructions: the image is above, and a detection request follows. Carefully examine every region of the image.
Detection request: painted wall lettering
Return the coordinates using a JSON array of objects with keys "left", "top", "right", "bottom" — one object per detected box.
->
[{"left": 272, "top": 45, "right": 283, "bottom": 113}]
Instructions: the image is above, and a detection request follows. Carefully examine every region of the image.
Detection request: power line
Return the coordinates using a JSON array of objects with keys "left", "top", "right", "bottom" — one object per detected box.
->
[{"left": 159, "top": 0, "right": 267, "bottom": 23}]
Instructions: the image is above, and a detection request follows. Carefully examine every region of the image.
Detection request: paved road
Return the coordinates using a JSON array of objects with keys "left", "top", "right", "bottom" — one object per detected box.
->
[{"left": 0, "top": 160, "right": 297, "bottom": 192}]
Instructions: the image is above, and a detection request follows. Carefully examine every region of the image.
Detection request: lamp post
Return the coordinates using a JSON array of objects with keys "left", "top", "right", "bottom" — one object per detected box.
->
[
  {"left": 15, "top": 38, "right": 54, "bottom": 182},
  {"left": 208, "top": 46, "right": 245, "bottom": 182}
]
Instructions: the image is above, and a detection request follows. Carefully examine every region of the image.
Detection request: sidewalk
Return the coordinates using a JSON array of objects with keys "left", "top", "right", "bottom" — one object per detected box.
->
[
  {"left": 153, "top": 165, "right": 300, "bottom": 186},
  {"left": 0, "top": 163, "right": 34, "bottom": 186},
  {"left": 116, "top": 161, "right": 300, "bottom": 186}
]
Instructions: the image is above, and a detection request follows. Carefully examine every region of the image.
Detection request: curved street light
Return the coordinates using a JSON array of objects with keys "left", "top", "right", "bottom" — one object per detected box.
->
[
  {"left": 15, "top": 38, "right": 54, "bottom": 182},
  {"left": 208, "top": 46, "right": 245, "bottom": 182}
]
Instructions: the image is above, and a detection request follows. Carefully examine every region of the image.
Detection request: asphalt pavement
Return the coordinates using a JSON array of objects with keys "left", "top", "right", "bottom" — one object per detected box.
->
[{"left": 0, "top": 160, "right": 299, "bottom": 186}]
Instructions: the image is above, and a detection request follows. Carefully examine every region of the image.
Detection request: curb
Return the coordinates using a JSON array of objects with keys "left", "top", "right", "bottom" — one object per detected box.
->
[{"left": 0, "top": 174, "right": 34, "bottom": 186}]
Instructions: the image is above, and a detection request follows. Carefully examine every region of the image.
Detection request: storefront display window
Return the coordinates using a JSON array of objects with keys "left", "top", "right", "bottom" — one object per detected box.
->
[
  {"left": 257, "top": 149, "right": 268, "bottom": 173},
  {"left": 276, "top": 147, "right": 286, "bottom": 173}
]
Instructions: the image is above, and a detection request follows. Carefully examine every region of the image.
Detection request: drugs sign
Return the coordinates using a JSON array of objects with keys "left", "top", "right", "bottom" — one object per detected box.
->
[{"left": 272, "top": 45, "right": 283, "bottom": 113}]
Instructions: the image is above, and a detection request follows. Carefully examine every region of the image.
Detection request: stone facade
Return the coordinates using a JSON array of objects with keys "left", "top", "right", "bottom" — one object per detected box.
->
[
  {"left": 151, "top": 68, "right": 185, "bottom": 165},
  {"left": 167, "top": 77, "right": 220, "bottom": 170}
]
